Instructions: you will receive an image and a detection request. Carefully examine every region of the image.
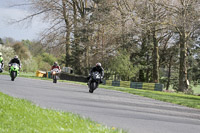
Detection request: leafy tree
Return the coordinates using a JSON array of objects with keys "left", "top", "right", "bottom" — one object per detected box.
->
[
  {"left": 34, "top": 56, "right": 51, "bottom": 71},
  {"left": 40, "top": 53, "right": 57, "bottom": 65},
  {"left": 12, "top": 42, "right": 30, "bottom": 60},
  {"left": 108, "top": 50, "right": 139, "bottom": 81},
  {"left": 21, "top": 58, "right": 38, "bottom": 72},
  {"left": 22, "top": 40, "right": 32, "bottom": 49}
]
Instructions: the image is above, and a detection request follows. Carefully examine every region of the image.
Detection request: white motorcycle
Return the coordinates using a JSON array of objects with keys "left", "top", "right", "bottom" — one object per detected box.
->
[
  {"left": 51, "top": 68, "right": 60, "bottom": 83},
  {"left": 0, "top": 63, "right": 3, "bottom": 73}
]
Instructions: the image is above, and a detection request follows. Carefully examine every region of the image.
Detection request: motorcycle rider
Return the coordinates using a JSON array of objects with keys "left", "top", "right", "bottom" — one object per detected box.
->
[
  {"left": 51, "top": 62, "right": 61, "bottom": 71},
  {"left": 0, "top": 52, "right": 4, "bottom": 71},
  {"left": 87, "top": 62, "right": 104, "bottom": 85},
  {"left": 9, "top": 55, "right": 21, "bottom": 70}
]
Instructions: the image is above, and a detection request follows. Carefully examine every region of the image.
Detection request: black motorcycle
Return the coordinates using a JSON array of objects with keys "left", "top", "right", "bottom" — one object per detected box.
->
[{"left": 88, "top": 71, "right": 101, "bottom": 93}]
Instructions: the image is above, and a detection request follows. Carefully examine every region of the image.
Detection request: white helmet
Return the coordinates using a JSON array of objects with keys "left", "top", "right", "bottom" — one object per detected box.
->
[
  {"left": 0, "top": 52, "right": 2, "bottom": 56},
  {"left": 14, "top": 55, "right": 18, "bottom": 59},
  {"left": 96, "top": 62, "right": 101, "bottom": 67}
]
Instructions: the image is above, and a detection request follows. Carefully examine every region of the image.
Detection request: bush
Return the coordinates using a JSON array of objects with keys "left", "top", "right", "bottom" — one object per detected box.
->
[
  {"left": 41, "top": 53, "right": 57, "bottom": 65},
  {"left": 21, "top": 58, "right": 38, "bottom": 72},
  {"left": 171, "top": 79, "right": 179, "bottom": 92},
  {"left": 34, "top": 56, "right": 51, "bottom": 71},
  {"left": 193, "top": 81, "right": 198, "bottom": 87},
  {"left": 184, "top": 85, "right": 194, "bottom": 95},
  {"left": 0, "top": 45, "right": 15, "bottom": 71}
]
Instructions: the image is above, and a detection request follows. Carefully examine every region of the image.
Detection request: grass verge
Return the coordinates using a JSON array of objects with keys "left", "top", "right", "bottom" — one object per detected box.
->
[{"left": 0, "top": 92, "right": 125, "bottom": 133}]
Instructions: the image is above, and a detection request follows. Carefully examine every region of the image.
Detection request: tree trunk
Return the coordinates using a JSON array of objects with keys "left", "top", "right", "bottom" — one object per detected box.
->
[
  {"left": 81, "top": 15, "right": 89, "bottom": 75},
  {"left": 152, "top": 29, "right": 159, "bottom": 83},
  {"left": 178, "top": 31, "right": 188, "bottom": 92},
  {"left": 121, "top": 13, "right": 126, "bottom": 50},
  {"left": 166, "top": 55, "right": 172, "bottom": 91},
  {"left": 72, "top": 0, "right": 82, "bottom": 74},
  {"left": 146, "top": 54, "right": 150, "bottom": 82},
  {"left": 62, "top": 0, "right": 71, "bottom": 67},
  {"left": 85, "top": 42, "right": 89, "bottom": 75},
  {"left": 152, "top": 4, "right": 159, "bottom": 83}
]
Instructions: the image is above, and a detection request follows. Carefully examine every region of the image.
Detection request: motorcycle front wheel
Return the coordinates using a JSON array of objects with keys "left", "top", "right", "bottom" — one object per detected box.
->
[
  {"left": 89, "top": 82, "right": 97, "bottom": 93},
  {"left": 53, "top": 75, "right": 57, "bottom": 83},
  {"left": 11, "top": 71, "right": 16, "bottom": 81}
]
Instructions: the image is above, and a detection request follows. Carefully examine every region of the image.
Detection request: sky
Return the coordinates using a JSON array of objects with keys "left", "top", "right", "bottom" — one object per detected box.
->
[{"left": 0, "top": 0, "right": 48, "bottom": 41}]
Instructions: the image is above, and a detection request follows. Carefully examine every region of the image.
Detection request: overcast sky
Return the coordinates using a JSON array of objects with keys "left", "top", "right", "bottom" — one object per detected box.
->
[{"left": 0, "top": 0, "right": 48, "bottom": 41}]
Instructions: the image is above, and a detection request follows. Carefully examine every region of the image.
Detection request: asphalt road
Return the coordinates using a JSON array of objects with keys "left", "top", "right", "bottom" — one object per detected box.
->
[{"left": 0, "top": 75, "right": 200, "bottom": 133}]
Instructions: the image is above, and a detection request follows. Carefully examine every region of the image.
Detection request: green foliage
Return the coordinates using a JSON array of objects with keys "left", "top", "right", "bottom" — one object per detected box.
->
[
  {"left": 33, "top": 52, "right": 57, "bottom": 71},
  {"left": 172, "top": 78, "right": 179, "bottom": 92},
  {"left": 21, "top": 58, "right": 38, "bottom": 72},
  {"left": 108, "top": 50, "right": 139, "bottom": 81},
  {"left": 28, "top": 41, "right": 44, "bottom": 56},
  {"left": 21, "top": 39, "right": 32, "bottom": 50},
  {"left": 34, "top": 56, "right": 50, "bottom": 71},
  {"left": 0, "top": 45, "right": 15, "bottom": 71},
  {"left": 57, "top": 54, "right": 66, "bottom": 68},
  {"left": 159, "top": 77, "right": 168, "bottom": 88},
  {"left": 12, "top": 42, "right": 31, "bottom": 60},
  {"left": 184, "top": 85, "right": 194, "bottom": 95},
  {"left": 41, "top": 53, "right": 57, "bottom": 65},
  {"left": 8, "top": 42, "right": 39, "bottom": 72}
]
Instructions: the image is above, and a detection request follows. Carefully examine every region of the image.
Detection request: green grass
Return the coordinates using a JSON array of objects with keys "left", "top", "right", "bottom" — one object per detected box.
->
[
  {"left": 0, "top": 92, "right": 125, "bottom": 133},
  {"left": 167, "top": 84, "right": 200, "bottom": 94}
]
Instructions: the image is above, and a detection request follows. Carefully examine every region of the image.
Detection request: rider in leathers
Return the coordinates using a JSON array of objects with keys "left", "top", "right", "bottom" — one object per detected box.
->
[
  {"left": 0, "top": 52, "right": 4, "bottom": 71},
  {"left": 9, "top": 55, "right": 21, "bottom": 70},
  {"left": 88, "top": 62, "right": 104, "bottom": 84}
]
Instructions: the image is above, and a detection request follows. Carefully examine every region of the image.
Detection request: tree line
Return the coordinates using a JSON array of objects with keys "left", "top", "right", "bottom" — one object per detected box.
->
[
  {"left": 8, "top": 0, "right": 200, "bottom": 93},
  {"left": 0, "top": 38, "right": 59, "bottom": 72}
]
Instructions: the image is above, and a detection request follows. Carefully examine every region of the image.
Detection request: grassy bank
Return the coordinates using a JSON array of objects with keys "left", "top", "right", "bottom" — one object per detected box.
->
[{"left": 0, "top": 92, "right": 125, "bottom": 133}]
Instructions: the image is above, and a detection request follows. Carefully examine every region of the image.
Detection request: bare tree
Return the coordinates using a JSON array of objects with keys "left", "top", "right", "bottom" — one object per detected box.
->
[{"left": 160, "top": 0, "right": 200, "bottom": 91}]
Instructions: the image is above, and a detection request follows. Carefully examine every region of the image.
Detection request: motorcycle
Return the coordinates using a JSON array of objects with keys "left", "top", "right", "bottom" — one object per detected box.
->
[
  {"left": 9, "top": 63, "right": 19, "bottom": 81},
  {"left": 0, "top": 63, "right": 3, "bottom": 73},
  {"left": 88, "top": 71, "right": 101, "bottom": 93},
  {"left": 51, "top": 68, "right": 60, "bottom": 83}
]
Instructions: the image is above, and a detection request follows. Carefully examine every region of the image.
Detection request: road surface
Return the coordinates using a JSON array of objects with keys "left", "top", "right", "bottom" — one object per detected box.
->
[{"left": 0, "top": 75, "right": 200, "bottom": 133}]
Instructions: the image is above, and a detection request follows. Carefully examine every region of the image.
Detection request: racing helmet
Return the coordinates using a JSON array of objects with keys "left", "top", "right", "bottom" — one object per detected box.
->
[
  {"left": 96, "top": 62, "right": 101, "bottom": 67},
  {"left": 54, "top": 62, "right": 58, "bottom": 66},
  {"left": 14, "top": 55, "right": 18, "bottom": 59}
]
